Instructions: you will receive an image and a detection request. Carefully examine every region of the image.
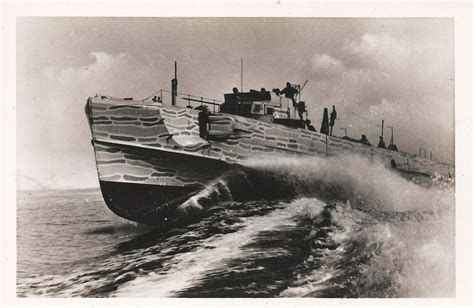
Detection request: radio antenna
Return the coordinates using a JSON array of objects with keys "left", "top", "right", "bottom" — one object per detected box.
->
[{"left": 241, "top": 58, "right": 243, "bottom": 92}]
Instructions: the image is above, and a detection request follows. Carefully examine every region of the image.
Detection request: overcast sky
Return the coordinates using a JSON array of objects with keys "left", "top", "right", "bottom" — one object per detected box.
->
[{"left": 17, "top": 17, "right": 454, "bottom": 190}]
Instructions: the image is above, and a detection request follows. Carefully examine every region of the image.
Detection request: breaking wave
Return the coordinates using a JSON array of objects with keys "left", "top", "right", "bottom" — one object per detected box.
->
[
  {"left": 179, "top": 153, "right": 453, "bottom": 215},
  {"left": 116, "top": 154, "right": 454, "bottom": 297},
  {"left": 17, "top": 154, "right": 455, "bottom": 297}
]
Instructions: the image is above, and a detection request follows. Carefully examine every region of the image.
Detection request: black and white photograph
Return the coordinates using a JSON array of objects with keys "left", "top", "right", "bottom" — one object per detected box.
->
[{"left": 1, "top": 1, "right": 472, "bottom": 304}]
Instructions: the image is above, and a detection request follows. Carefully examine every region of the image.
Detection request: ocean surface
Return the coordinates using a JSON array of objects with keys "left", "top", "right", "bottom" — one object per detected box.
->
[{"left": 17, "top": 155, "right": 455, "bottom": 298}]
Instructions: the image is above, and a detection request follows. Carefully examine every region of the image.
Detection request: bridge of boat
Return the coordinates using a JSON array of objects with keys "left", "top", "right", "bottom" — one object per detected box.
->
[{"left": 141, "top": 88, "right": 306, "bottom": 130}]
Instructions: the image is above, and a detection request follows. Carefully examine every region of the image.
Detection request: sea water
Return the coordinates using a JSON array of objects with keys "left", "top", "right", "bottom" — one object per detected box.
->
[{"left": 16, "top": 154, "right": 455, "bottom": 297}]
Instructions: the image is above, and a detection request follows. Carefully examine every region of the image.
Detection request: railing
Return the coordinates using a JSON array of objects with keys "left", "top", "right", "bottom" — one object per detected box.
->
[
  {"left": 138, "top": 89, "right": 447, "bottom": 167},
  {"left": 142, "top": 88, "right": 303, "bottom": 119},
  {"left": 143, "top": 89, "right": 224, "bottom": 112}
]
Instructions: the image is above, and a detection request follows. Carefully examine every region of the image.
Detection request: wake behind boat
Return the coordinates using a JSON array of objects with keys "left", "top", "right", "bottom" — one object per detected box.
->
[{"left": 84, "top": 62, "right": 454, "bottom": 225}]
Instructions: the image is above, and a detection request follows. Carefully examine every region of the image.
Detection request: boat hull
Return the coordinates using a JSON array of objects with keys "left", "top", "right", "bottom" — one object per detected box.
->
[
  {"left": 85, "top": 96, "right": 454, "bottom": 225},
  {"left": 92, "top": 139, "right": 232, "bottom": 224},
  {"left": 99, "top": 180, "right": 200, "bottom": 225}
]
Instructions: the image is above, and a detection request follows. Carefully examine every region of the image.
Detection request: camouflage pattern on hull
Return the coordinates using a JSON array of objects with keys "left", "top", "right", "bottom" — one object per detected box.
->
[{"left": 86, "top": 97, "right": 454, "bottom": 224}]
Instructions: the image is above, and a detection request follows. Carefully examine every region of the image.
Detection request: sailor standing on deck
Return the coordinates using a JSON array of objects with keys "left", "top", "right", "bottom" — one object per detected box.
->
[
  {"left": 279, "top": 82, "right": 299, "bottom": 108},
  {"left": 232, "top": 87, "right": 241, "bottom": 114},
  {"left": 329, "top": 105, "right": 337, "bottom": 136},
  {"left": 232, "top": 87, "right": 240, "bottom": 97},
  {"left": 296, "top": 101, "right": 307, "bottom": 121},
  {"left": 198, "top": 105, "right": 210, "bottom": 140}
]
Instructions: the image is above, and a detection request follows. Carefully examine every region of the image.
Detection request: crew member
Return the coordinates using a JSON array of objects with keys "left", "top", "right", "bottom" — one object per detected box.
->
[
  {"left": 329, "top": 105, "right": 337, "bottom": 136},
  {"left": 279, "top": 82, "right": 298, "bottom": 108},
  {"left": 305, "top": 119, "right": 316, "bottom": 132},
  {"left": 297, "top": 101, "right": 307, "bottom": 121},
  {"left": 360, "top": 134, "right": 370, "bottom": 145},
  {"left": 198, "top": 106, "right": 210, "bottom": 139},
  {"left": 232, "top": 87, "right": 241, "bottom": 114}
]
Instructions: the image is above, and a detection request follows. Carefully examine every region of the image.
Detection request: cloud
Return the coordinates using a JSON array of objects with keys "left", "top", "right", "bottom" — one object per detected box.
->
[
  {"left": 18, "top": 52, "right": 160, "bottom": 189},
  {"left": 366, "top": 99, "right": 404, "bottom": 128},
  {"left": 345, "top": 33, "right": 411, "bottom": 70},
  {"left": 16, "top": 19, "right": 454, "bottom": 189},
  {"left": 311, "top": 53, "right": 345, "bottom": 78},
  {"left": 305, "top": 31, "right": 453, "bottom": 162},
  {"left": 44, "top": 52, "right": 159, "bottom": 98}
]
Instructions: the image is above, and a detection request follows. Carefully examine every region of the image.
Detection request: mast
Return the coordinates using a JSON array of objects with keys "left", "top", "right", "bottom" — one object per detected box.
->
[
  {"left": 388, "top": 125, "right": 394, "bottom": 145},
  {"left": 171, "top": 61, "right": 178, "bottom": 106},
  {"left": 241, "top": 58, "right": 243, "bottom": 92},
  {"left": 381, "top": 120, "right": 384, "bottom": 139}
]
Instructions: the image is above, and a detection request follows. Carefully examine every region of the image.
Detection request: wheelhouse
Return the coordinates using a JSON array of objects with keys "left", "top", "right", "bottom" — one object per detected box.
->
[{"left": 220, "top": 90, "right": 305, "bottom": 128}]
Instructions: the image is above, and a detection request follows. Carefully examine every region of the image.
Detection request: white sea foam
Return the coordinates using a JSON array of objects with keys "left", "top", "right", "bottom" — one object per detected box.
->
[
  {"left": 17, "top": 154, "right": 455, "bottom": 298},
  {"left": 244, "top": 153, "right": 454, "bottom": 213},
  {"left": 112, "top": 198, "right": 326, "bottom": 297},
  {"left": 244, "top": 154, "right": 456, "bottom": 297},
  {"left": 177, "top": 179, "right": 233, "bottom": 215}
]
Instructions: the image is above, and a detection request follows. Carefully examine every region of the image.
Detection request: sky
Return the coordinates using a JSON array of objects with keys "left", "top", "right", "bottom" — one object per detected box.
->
[{"left": 16, "top": 17, "right": 454, "bottom": 190}]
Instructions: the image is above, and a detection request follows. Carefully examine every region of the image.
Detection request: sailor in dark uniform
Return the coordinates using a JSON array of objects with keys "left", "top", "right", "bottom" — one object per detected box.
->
[
  {"left": 329, "top": 105, "right": 337, "bottom": 136},
  {"left": 305, "top": 119, "right": 317, "bottom": 132},
  {"left": 280, "top": 82, "right": 298, "bottom": 108},
  {"left": 360, "top": 134, "right": 371, "bottom": 145},
  {"left": 232, "top": 87, "right": 241, "bottom": 114},
  {"left": 296, "top": 101, "right": 307, "bottom": 121},
  {"left": 198, "top": 106, "right": 210, "bottom": 139}
]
